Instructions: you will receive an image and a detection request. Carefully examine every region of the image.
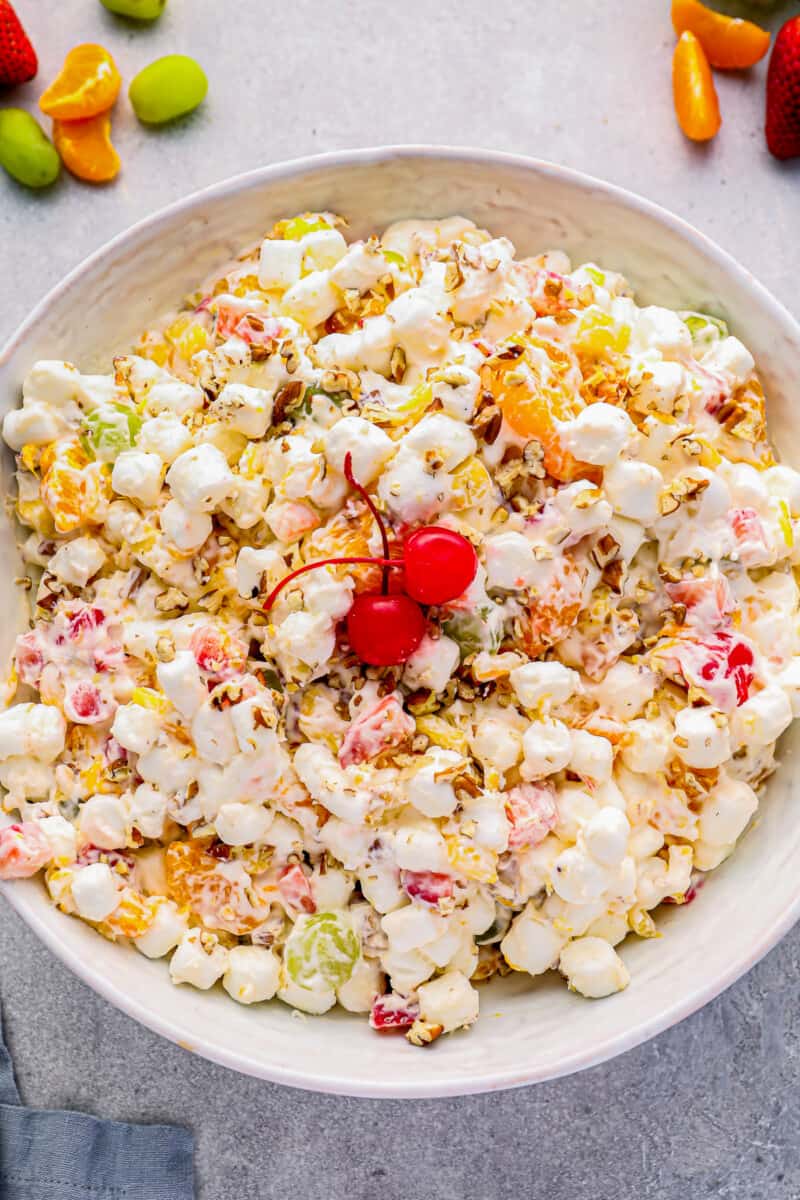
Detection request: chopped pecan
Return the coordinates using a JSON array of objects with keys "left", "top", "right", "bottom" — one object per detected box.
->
[
  {"left": 473, "top": 404, "right": 503, "bottom": 446},
  {"left": 601, "top": 559, "right": 625, "bottom": 594},
  {"left": 155, "top": 588, "right": 190, "bottom": 613},
  {"left": 495, "top": 342, "right": 524, "bottom": 361},
  {"left": 272, "top": 379, "right": 305, "bottom": 423},
  {"left": 389, "top": 345, "right": 407, "bottom": 383},
  {"left": 592, "top": 533, "right": 620, "bottom": 569},
  {"left": 406, "top": 1019, "right": 444, "bottom": 1047},
  {"left": 452, "top": 772, "right": 481, "bottom": 798},
  {"left": 444, "top": 260, "right": 464, "bottom": 292},
  {"left": 155, "top": 634, "right": 176, "bottom": 663}
]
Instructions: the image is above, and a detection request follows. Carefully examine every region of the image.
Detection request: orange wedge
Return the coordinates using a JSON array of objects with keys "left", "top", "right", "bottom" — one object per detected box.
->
[
  {"left": 40, "top": 44, "right": 121, "bottom": 120},
  {"left": 673, "top": 31, "right": 722, "bottom": 142},
  {"left": 672, "top": 0, "right": 770, "bottom": 70},
  {"left": 482, "top": 355, "right": 596, "bottom": 484},
  {"left": 53, "top": 113, "right": 121, "bottom": 184}
]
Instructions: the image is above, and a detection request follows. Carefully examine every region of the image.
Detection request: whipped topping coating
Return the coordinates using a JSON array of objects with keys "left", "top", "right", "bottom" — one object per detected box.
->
[{"left": 1, "top": 211, "right": 798, "bottom": 1043}]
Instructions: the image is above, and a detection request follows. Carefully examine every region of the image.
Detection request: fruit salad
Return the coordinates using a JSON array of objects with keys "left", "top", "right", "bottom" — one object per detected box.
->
[{"left": 2, "top": 212, "right": 799, "bottom": 1045}]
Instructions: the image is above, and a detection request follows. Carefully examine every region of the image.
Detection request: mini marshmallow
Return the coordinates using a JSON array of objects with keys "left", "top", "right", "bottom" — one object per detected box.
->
[
  {"left": 417, "top": 970, "right": 479, "bottom": 1033},
  {"left": 111, "top": 451, "right": 164, "bottom": 506},
  {"left": 169, "top": 929, "right": 229, "bottom": 990},
  {"left": 258, "top": 237, "right": 302, "bottom": 289},
  {"left": 134, "top": 899, "right": 188, "bottom": 959},
  {"left": 501, "top": 904, "right": 566, "bottom": 975},
  {"left": 223, "top": 945, "right": 281, "bottom": 1004},
  {"left": 521, "top": 720, "right": 572, "bottom": 780},
  {"left": 603, "top": 459, "right": 662, "bottom": 524},
  {"left": 166, "top": 444, "right": 234, "bottom": 512},
  {"left": 509, "top": 661, "right": 580, "bottom": 710},
  {"left": 674, "top": 708, "right": 731, "bottom": 769},
  {"left": 559, "top": 937, "right": 630, "bottom": 998},
  {"left": 71, "top": 863, "right": 120, "bottom": 923},
  {"left": 561, "top": 403, "right": 635, "bottom": 466}
]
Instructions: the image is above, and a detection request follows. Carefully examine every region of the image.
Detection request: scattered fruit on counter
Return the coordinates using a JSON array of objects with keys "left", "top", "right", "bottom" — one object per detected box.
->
[
  {"left": 0, "top": 0, "right": 36, "bottom": 87},
  {"left": 0, "top": 5, "right": 205, "bottom": 190},
  {"left": 99, "top": 0, "right": 167, "bottom": 19},
  {"left": 673, "top": 29, "right": 722, "bottom": 142},
  {"left": 128, "top": 54, "right": 208, "bottom": 124},
  {"left": 0, "top": 107, "right": 58, "bottom": 186},
  {"left": 53, "top": 110, "right": 120, "bottom": 182},
  {"left": 766, "top": 15, "right": 800, "bottom": 160},
  {"left": 39, "top": 43, "right": 121, "bottom": 120},
  {"left": 37, "top": 42, "right": 122, "bottom": 184},
  {"left": 672, "top": 0, "right": 770, "bottom": 70},
  {"left": 670, "top": 0, "right": 773, "bottom": 145}
]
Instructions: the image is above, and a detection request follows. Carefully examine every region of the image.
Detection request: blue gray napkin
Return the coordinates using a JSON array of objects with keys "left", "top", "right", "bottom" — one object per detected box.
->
[{"left": 0, "top": 1007, "right": 194, "bottom": 1199}]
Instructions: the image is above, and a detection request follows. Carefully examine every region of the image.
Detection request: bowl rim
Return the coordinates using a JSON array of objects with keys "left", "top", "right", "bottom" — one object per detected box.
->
[{"left": 3, "top": 143, "right": 800, "bottom": 1098}]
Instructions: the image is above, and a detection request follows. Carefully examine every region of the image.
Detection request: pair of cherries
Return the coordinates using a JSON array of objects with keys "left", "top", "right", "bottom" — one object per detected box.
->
[{"left": 264, "top": 453, "right": 477, "bottom": 665}]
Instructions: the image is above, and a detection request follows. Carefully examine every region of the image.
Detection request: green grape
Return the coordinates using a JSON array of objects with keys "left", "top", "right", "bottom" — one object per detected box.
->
[
  {"left": 0, "top": 110, "right": 60, "bottom": 190},
  {"left": 285, "top": 910, "right": 360, "bottom": 991},
  {"left": 382, "top": 249, "right": 407, "bottom": 267},
  {"left": 475, "top": 904, "right": 512, "bottom": 945},
  {"left": 443, "top": 605, "right": 503, "bottom": 659},
  {"left": 583, "top": 266, "right": 606, "bottom": 286},
  {"left": 100, "top": 0, "right": 167, "bottom": 18},
  {"left": 82, "top": 404, "right": 142, "bottom": 462},
  {"left": 281, "top": 215, "right": 332, "bottom": 240},
  {"left": 129, "top": 56, "right": 208, "bottom": 125},
  {"left": 300, "top": 384, "right": 349, "bottom": 416},
  {"left": 259, "top": 668, "right": 283, "bottom": 692},
  {"left": 681, "top": 312, "right": 728, "bottom": 349}
]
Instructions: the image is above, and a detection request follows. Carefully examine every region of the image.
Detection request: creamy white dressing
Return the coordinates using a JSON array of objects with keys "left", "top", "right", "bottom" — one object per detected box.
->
[{"left": 0, "top": 212, "right": 798, "bottom": 1037}]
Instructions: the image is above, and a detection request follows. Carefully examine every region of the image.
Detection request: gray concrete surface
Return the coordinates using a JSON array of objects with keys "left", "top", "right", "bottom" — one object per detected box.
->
[{"left": 2, "top": 1, "right": 800, "bottom": 1196}]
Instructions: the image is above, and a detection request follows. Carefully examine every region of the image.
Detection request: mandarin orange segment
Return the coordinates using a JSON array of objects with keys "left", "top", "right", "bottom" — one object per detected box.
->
[
  {"left": 40, "top": 44, "right": 122, "bottom": 120},
  {"left": 673, "top": 31, "right": 722, "bottom": 142},
  {"left": 99, "top": 888, "right": 157, "bottom": 939},
  {"left": 308, "top": 503, "right": 387, "bottom": 593},
  {"left": 41, "top": 460, "right": 89, "bottom": 532},
  {"left": 164, "top": 841, "right": 272, "bottom": 935},
  {"left": 519, "top": 557, "right": 585, "bottom": 657},
  {"left": 481, "top": 355, "right": 594, "bottom": 484},
  {"left": 53, "top": 113, "right": 120, "bottom": 183},
  {"left": 672, "top": 0, "right": 769, "bottom": 70}
]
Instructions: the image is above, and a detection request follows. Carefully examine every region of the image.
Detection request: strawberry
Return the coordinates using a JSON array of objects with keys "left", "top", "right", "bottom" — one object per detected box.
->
[
  {"left": 0, "top": 1, "right": 37, "bottom": 88},
  {"left": 766, "top": 15, "right": 800, "bottom": 160}
]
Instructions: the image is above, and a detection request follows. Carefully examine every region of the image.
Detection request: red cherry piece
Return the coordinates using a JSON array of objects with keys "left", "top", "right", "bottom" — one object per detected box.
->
[
  {"left": 339, "top": 694, "right": 416, "bottom": 767},
  {"left": 0, "top": 822, "right": 51, "bottom": 880},
  {"left": 370, "top": 994, "right": 420, "bottom": 1031},
  {"left": 76, "top": 845, "right": 135, "bottom": 871},
  {"left": 65, "top": 680, "right": 105, "bottom": 723},
  {"left": 14, "top": 631, "right": 44, "bottom": 686},
  {"left": 401, "top": 869, "right": 454, "bottom": 907},
  {"left": 67, "top": 605, "right": 105, "bottom": 639},
  {"left": 669, "top": 630, "right": 755, "bottom": 711},
  {"left": 504, "top": 783, "right": 558, "bottom": 851},
  {"left": 277, "top": 863, "right": 317, "bottom": 915},
  {"left": 402, "top": 527, "right": 478, "bottom": 605},
  {"left": 346, "top": 593, "right": 426, "bottom": 666}
]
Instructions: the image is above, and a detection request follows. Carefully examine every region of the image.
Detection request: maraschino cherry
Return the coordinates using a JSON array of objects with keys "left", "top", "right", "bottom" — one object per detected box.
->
[
  {"left": 347, "top": 593, "right": 427, "bottom": 665},
  {"left": 402, "top": 526, "right": 477, "bottom": 605},
  {"left": 263, "top": 453, "right": 477, "bottom": 666}
]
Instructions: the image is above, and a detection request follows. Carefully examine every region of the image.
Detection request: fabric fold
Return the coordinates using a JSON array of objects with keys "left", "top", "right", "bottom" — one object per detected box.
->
[{"left": 0, "top": 1007, "right": 194, "bottom": 1199}]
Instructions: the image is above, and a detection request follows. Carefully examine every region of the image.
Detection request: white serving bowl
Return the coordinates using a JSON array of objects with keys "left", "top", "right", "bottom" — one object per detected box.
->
[{"left": 2, "top": 147, "right": 800, "bottom": 1098}]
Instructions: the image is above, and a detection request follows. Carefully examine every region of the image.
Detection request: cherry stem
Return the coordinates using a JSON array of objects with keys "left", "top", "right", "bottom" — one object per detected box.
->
[
  {"left": 344, "top": 451, "right": 391, "bottom": 593},
  {"left": 263, "top": 556, "right": 403, "bottom": 612}
]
